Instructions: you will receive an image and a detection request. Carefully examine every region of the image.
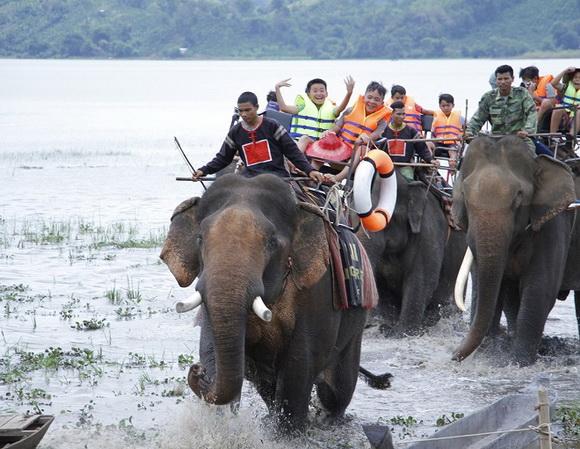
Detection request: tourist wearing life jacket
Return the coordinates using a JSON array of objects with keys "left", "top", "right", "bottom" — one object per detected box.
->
[
  {"left": 324, "top": 81, "right": 389, "bottom": 183},
  {"left": 381, "top": 101, "right": 438, "bottom": 181},
  {"left": 192, "top": 91, "right": 324, "bottom": 183},
  {"left": 274, "top": 77, "right": 355, "bottom": 159},
  {"left": 385, "top": 85, "right": 437, "bottom": 155},
  {"left": 385, "top": 85, "right": 434, "bottom": 133},
  {"left": 550, "top": 66, "right": 580, "bottom": 136},
  {"left": 519, "top": 66, "right": 557, "bottom": 127},
  {"left": 431, "top": 93, "right": 464, "bottom": 169}
]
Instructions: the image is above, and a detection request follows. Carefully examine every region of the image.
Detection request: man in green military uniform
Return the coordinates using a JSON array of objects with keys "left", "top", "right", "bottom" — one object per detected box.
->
[{"left": 466, "top": 65, "right": 537, "bottom": 154}]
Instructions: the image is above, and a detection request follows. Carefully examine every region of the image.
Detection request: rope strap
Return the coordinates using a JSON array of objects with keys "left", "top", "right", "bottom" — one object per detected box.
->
[{"left": 396, "top": 424, "right": 554, "bottom": 445}]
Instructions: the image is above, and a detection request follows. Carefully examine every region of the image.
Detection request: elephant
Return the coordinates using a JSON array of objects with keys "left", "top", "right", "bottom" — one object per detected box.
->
[
  {"left": 451, "top": 136, "right": 576, "bottom": 366},
  {"left": 558, "top": 160, "right": 580, "bottom": 336},
  {"left": 160, "top": 173, "right": 372, "bottom": 432},
  {"left": 357, "top": 170, "right": 466, "bottom": 335}
]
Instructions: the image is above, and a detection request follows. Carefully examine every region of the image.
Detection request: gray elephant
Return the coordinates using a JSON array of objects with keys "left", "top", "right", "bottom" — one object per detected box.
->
[
  {"left": 358, "top": 170, "right": 465, "bottom": 335},
  {"left": 558, "top": 160, "right": 580, "bottom": 336},
  {"left": 160, "top": 174, "right": 373, "bottom": 432},
  {"left": 452, "top": 136, "right": 576, "bottom": 366}
]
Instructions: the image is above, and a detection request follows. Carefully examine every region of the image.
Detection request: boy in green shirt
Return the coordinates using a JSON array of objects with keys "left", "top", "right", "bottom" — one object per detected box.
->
[{"left": 275, "top": 76, "right": 355, "bottom": 154}]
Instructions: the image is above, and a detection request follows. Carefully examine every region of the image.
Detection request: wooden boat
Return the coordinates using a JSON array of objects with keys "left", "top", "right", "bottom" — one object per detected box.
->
[
  {"left": 0, "top": 415, "right": 54, "bottom": 449},
  {"left": 364, "top": 390, "right": 557, "bottom": 449}
]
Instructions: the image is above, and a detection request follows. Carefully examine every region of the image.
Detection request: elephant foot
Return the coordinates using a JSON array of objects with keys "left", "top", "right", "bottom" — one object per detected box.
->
[{"left": 187, "top": 363, "right": 213, "bottom": 399}]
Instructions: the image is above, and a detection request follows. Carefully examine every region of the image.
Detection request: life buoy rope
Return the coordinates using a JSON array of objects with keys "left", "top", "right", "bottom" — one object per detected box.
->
[{"left": 353, "top": 149, "right": 398, "bottom": 231}]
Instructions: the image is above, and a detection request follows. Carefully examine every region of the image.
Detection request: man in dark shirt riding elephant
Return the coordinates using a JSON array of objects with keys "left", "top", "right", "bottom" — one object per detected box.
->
[{"left": 193, "top": 91, "right": 324, "bottom": 182}]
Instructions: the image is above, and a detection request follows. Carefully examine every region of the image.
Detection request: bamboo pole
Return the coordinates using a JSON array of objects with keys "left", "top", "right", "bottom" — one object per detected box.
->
[
  {"left": 176, "top": 176, "right": 217, "bottom": 182},
  {"left": 176, "top": 176, "right": 313, "bottom": 182},
  {"left": 310, "top": 158, "right": 454, "bottom": 170},
  {"left": 395, "top": 133, "right": 564, "bottom": 143},
  {"left": 537, "top": 388, "right": 552, "bottom": 449},
  {"left": 478, "top": 132, "right": 563, "bottom": 139},
  {"left": 394, "top": 162, "right": 436, "bottom": 167}
]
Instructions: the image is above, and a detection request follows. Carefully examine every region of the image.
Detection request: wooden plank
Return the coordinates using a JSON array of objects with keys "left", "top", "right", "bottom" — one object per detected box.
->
[
  {"left": 0, "top": 429, "right": 36, "bottom": 437},
  {"left": 0, "top": 414, "right": 39, "bottom": 431},
  {"left": 0, "top": 415, "right": 18, "bottom": 429}
]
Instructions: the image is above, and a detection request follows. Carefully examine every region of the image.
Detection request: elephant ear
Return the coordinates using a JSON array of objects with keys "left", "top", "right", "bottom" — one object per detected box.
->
[
  {"left": 291, "top": 203, "right": 330, "bottom": 289},
  {"left": 531, "top": 156, "right": 575, "bottom": 231},
  {"left": 171, "top": 197, "right": 200, "bottom": 221},
  {"left": 407, "top": 182, "right": 428, "bottom": 234},
  {"left": 161, "top": 196, "right": 203, "bottom": 287},
  {"left": 451, "top": 172, "right": 468, "bottom": 231}
]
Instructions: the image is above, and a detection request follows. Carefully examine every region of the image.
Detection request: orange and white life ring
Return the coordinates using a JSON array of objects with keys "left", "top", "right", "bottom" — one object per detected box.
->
[{"left": 353, "top": 149, "right": 397, "bottom": 231}]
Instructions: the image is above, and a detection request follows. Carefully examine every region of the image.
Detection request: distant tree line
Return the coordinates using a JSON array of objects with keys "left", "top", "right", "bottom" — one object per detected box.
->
[{"left": 0, "top": 0, "right": 578, "bottom": 59}]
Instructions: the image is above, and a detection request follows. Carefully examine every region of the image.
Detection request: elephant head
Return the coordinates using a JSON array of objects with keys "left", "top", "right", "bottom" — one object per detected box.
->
[
  {"left": 160, "top": 174, "right": 330, "bottom": 406},
  {"left": 451, "top": 136, "right": 576, "bottom": 362}
]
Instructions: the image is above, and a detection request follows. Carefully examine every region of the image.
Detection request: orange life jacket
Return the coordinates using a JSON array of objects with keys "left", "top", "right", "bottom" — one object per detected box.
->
[
  {"left": 386, "top": 96, "right": 422, "bottom": 131},
  {"left": 431, "top": 110, "right": 463, "bottom": 145},
  {"left": 339, "top": 96, "right": 388, "bottom": 148},
  {"left": 534, "top": 75, "right": 554, "bottom": 101}
]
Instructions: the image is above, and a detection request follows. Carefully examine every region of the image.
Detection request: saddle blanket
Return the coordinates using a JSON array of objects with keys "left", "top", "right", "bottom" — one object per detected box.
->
[{"left": 327, "top": 225, "right": 378, "bottom": 310}]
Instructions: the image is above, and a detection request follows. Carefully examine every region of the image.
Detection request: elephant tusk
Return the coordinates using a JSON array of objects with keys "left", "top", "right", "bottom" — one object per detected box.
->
[
  {"left": 252, "top": 296, "right": 272, "bottom": 322},
  {"left": 176, "top": 277, "right": 203, "bottom": 313},
  {"left": 454, "top": 247, "right": 473, "bottom": 312},
  {"left": 176, "top": 291, "right": 202, "bottom": 313}
]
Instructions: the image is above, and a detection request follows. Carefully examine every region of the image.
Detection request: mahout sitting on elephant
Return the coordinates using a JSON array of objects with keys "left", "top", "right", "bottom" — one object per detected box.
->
[
  {"left": 160, "top": 173, "right": 376, "bottom": 432},
  {"left": 358, "top": 169, "right": 465, "bottom": 335},
  {"left": 452, "top": 136, "right": 576, "bottom": 366}
]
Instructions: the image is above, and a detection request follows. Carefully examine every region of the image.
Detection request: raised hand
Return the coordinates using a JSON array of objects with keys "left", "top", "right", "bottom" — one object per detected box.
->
[
  {"left": 344, "top": 75, "right": 355, "bottom": 94},
  {"left": 275, "top": 78, "right": 292, "bottom": 90}
]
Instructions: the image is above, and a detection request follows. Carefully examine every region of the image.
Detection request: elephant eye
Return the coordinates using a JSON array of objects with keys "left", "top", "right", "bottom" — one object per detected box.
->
[{"left": 195, "top": 234, "right": 202, "bottom": 245}]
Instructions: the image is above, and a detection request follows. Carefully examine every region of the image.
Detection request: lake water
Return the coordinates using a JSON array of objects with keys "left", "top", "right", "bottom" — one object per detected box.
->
[{"left": 0, "top": 58, "right": 578, "bottom": 449}]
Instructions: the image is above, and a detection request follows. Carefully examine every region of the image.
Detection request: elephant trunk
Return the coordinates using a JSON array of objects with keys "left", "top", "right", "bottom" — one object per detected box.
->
[
  {"left": 187, "top": 206, "right": 269, "bottom": 405},
  {"left": 197, "top": 283, "right": 249, "bottom": 405},
  {"left": 452, "top": 213, "right": 511, "bottom": 361},
  {"left": 191, "top": 254, "right": 264, "bottom": 405}
]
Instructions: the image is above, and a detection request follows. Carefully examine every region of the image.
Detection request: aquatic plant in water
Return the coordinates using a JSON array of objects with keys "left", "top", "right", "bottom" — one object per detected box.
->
[
  {"left": 435, "top": 412, "right": 465, "bottom": 426},
  {"left": 556, "top": 404, "right": 580, "bottom": 443},
  {"left": 105, "top": 283, "right": 122, "bottom": 304},
  {"left": 1, "top": 216, "right": 165, "bottom": 250},
  {"left": 0, "top": 346, "right": 104, "bottom": 384},
  {"left": 72, "top": 318, "right": 108, "bottom": 330}
]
